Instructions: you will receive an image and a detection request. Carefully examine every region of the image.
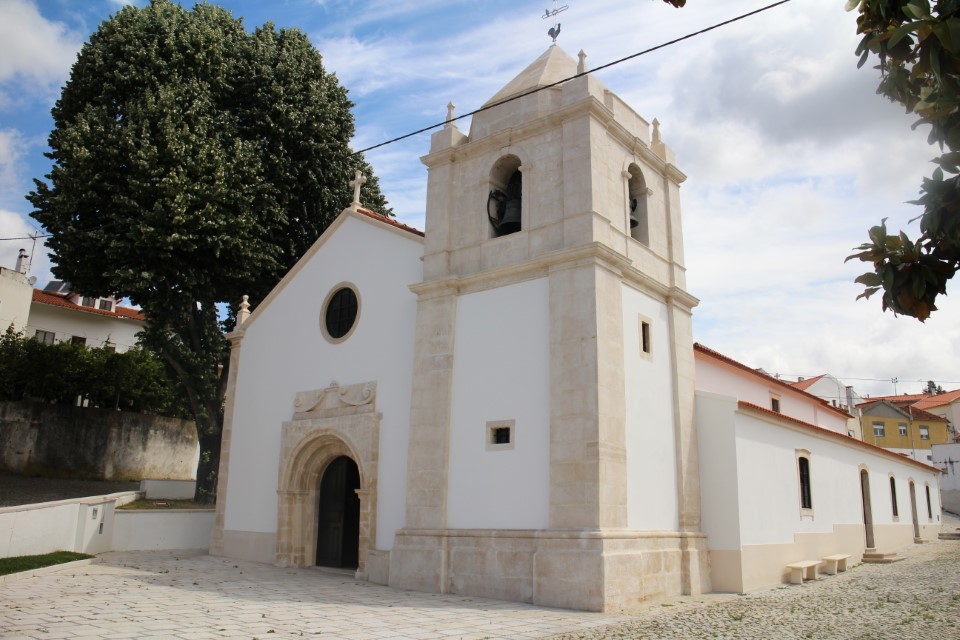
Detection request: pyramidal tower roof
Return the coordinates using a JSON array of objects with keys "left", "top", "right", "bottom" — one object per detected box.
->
[{"left": 482, "top": 45, "right": 578, "bottom": 107}]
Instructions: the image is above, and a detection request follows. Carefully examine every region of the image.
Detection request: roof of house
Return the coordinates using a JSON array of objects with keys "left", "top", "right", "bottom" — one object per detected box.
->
[
  {"left": 694, "top": 343, "right": 852, "bottom": 419},
  {"left": 914, "top": 388, "right": 960, "bottom": 410},
  {"left": 790, "top": 375, "right": 825, "bottom": 392},
  {"left": 355, "top": 207, "right": 424, "bottom": 238},
  {"left": 863, "top": 392, "right": 929, "bottom": 404},
  {"left": 857, "top": 399, "right": 948, "bottom": 423},
  {"left": 32, "top": 289, "right": 146, "bottom": 322},
  {"left": 738, "top": 401, "right": 942, "bottom": 474}
]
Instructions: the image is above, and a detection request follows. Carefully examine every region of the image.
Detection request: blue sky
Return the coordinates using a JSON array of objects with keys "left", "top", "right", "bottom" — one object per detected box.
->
[{"left": 0, "top": 0, "right": 957, "bottom": 397}]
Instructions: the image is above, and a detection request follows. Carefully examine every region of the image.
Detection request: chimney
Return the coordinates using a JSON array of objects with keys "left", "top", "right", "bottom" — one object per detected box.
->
[{"left": 15, "top": 248, "right": 28, "bottom": 275}]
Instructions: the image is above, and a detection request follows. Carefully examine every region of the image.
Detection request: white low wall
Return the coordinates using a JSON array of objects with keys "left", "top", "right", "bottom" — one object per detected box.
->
[
  {"left": 0, "top": 492, "right": 213, "bottom": 558},
  {"left": 140, "top": 479, "right": 196, "bottom": 500},
  {"left": 113, "top": 510, "right": 214, "bottom": 551}
]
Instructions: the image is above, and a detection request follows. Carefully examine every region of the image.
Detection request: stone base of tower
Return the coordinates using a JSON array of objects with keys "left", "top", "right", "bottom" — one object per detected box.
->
[{"left": 387, "top": 528, "right": 711, "bottom": 612}]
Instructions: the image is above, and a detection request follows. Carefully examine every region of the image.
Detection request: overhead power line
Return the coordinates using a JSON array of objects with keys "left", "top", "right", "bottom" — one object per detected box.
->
[{"left": 355, "top": 0, "right": 793, "bottom": 155}]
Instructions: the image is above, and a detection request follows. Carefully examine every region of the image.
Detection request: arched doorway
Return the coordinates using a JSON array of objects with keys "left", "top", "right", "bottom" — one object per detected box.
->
[
  {"left": 316, "top": 456, "right": 361, "bottom": 569},
  {"left": 860, "top": 469, "right": 875, "bottom": 549}
]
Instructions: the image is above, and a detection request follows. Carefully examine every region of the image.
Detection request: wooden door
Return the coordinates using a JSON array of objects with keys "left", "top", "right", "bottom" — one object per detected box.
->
[{"left": 316, "top": 456, "right": 361, "bottom": 568}]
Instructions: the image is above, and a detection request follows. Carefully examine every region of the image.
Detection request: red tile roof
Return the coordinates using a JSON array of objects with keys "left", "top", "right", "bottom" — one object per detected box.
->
[
  {"left": 914, "top": 388, "right": 960, "bottom": 410},
  {"left": 864, "top": 393, "right": 929, "bottom": 404},
  {"left": 790, "top": 375, "right": 825, "bottom": 392},
  {"left": 356, "top": 207, "right": 425, "bottom": 238},
  {"left": 32, "top": 289, "right": 146, "bottom": 322},
  {"left": 738, "top": 401, "right": 942, "bottom": 474},
  {"left": 693, "top": 343, "right": 852, "bottom": 418}
]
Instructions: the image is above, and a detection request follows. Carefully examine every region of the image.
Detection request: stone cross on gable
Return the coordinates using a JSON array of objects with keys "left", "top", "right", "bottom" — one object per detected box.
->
[{"left": 350, "top": 170, "right": 367, "bottom": 208}]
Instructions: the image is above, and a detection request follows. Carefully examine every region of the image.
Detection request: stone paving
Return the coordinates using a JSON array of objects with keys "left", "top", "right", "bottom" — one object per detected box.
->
[{"left": 1, "top": 518, "right": 958, "bottom": 640}]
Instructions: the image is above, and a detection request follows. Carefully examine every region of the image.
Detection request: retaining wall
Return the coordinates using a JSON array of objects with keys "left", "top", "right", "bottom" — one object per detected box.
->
[{"left": 0, "top": 401, "right": 198, "bottom": 481}]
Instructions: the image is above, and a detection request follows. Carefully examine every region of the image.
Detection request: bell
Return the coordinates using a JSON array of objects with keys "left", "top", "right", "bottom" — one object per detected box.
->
[
  {"left": 629, "top": 198, "right": 640, "bottom": 228},
  {"left": 498, "top": 198, "right": 522, "bottom": 234}
]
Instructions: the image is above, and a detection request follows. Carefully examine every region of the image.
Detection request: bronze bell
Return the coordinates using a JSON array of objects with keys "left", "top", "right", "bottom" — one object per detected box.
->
[
  {"left": 499, "top": 198, "right": 522, "bottom": 234},
  {"left": 629, "top": 198, "right": 640, "bottom": 228}
]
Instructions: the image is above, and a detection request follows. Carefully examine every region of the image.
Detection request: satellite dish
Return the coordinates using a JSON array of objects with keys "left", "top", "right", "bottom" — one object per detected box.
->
[{"left": 27, "top": 276, "right": 37, "bottom": 286}]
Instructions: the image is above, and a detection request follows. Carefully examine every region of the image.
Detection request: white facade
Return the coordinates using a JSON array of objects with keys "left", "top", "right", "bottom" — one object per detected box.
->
[
  {"left": 26, "top": 299, "right": 144, "bottom": 352},
  {"left": 695, "top": 348, "right": 942, "bottom": 593},
  {"left": 932, "top": 442, "right": 960, "bottom": 514},
  {"left": 212, "top": 45, "right": 946, "bottom": 611}
]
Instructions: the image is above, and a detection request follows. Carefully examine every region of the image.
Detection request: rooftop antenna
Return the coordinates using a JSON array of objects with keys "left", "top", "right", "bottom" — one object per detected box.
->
[{"left": 544, "top": 0, "right": 568, "bottom": 43}]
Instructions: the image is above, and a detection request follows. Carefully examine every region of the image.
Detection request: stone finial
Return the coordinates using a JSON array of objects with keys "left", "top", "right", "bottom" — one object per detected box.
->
[
  {"left": 577, "top": 50, "right": 587, "bottom": 75},
  {"left": 350, "top": 170, "right": 367, "bottom": 208},
  {"left": 238, "top": 294, "right": 251, "bottom": 326},
  {"left": 652, "top": 118, "right": 662, "bottom": 144},
  {"left": 445, "top": 102, "right": 456, "bottom": 129}
]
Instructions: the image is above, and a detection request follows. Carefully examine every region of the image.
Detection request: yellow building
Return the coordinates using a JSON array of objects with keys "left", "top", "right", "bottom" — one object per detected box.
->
[{"left": 859, "top": 399, "right": 950, "bottom": 462}]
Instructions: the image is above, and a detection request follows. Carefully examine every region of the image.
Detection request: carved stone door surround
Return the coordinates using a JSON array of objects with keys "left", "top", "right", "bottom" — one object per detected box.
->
[{"left": 275, "top": 381, "right": 380, "bottom": 576}]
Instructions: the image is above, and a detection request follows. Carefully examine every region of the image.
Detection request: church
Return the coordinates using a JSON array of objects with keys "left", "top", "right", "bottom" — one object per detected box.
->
[{"left": 209, "top": 45, "right": 943, "bottom": 611}]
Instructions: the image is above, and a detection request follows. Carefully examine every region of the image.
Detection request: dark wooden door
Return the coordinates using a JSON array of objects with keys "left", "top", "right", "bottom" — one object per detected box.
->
[{"left": 316, "top": 456, "right": 361, "bottom": 568}]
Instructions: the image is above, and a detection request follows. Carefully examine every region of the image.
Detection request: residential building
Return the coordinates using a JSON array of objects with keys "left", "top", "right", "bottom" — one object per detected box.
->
[
  {"left": 791, "top": 373, "right": 865, "bottom": 440},
  {"left": 27, "top": 281, "right": 145, "bottom": 352},
  {"left": 0, "top": 249, "right": 35, "bottom": 333},
  {"left": 858, "top": 399, "right": 950, "bottom": 462}
]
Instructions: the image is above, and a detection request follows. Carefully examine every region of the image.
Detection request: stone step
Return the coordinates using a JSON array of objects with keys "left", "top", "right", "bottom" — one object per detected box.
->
[
  {"left": 938, "top": 532, "right": 960, "bottom": 540},
  {"left": 861, "top": 551, "right": 904, "bottom": 564}
]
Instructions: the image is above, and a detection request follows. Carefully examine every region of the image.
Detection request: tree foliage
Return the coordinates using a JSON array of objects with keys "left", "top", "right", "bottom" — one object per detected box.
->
[
  {"left": 27, "top": 0, "right": 388, "bottom": 501},
  {"left": 846, "top": 0, "right": 960, "bottom": 320},
  {"left": 0, "top": 327, "right": 187, "bottom": 414}
]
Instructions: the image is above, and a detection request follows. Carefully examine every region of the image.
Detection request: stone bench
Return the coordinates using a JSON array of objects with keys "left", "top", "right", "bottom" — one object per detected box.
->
[
  {"left": 820, "top": 554, "right": 851, "bottom": 575},
  {"left": 786, "top": 560, "right": 820, "bottom": 584}
]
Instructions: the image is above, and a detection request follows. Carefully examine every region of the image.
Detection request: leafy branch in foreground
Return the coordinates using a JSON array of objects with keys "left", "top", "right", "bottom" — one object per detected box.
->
[{"left": 846, "top": 0, "right": 960, "bottom": 320}]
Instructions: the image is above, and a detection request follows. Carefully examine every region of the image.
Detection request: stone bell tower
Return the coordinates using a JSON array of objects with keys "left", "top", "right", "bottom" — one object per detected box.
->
[{"left": 389, "top": 45, "right": 710, "bottom": 611}]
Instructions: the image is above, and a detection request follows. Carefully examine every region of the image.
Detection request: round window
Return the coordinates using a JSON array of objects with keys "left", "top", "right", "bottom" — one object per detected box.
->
[{"left": 323, "top": 286, "right": 359, "bottom": 341}]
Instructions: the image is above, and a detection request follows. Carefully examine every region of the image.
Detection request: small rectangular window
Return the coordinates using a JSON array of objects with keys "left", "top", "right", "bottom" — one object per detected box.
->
[
  {"left": 898, "top": 423, "right": 908, "bottom": 436},
  {"left": 104, "top": 342, "right": 116, "bottom": 353},
  {"left": 873, "top": 422, "right": 885, "bottom": 437},
  {"left": 771, "top": 398, "right": 781, "bottom": 413},
  {"left": 641, "top": 321, "right": 651, "bottom": 355},
  {"left": 34, "top": 329, "right": 55, "bottom": 345},
  {"left": 98, "top": 299, "right": 113, "bottom": 311},
  {"left": 71, "top": 336, "right": 86, "bottom": 346},
  {"left": 486, "top": 420, "right": 515, "bottom": 451},
  {"left": 919, "top": 426, "right": 930, "bottom": 440},
  {"left": 81, "top": 296, "right": 95, "bottom": 307}
]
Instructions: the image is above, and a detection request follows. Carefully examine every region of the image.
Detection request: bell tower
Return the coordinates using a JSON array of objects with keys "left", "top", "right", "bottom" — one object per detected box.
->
[{"left": 390, "top": 45, "right": 710, "bottom": 611}]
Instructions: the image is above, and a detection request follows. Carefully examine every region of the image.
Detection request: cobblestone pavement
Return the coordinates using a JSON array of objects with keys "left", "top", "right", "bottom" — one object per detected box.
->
[
  {"left": 1, "top": 519, "right": 958, "bottom": 640},
  {"left": 553, "top": 516, "right": 960, "bottom": 640}
]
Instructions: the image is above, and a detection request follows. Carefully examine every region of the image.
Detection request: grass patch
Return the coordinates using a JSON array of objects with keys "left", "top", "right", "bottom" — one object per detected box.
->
[
  {"left": 118, "top": 498, "right": 213, "bottom": 510},
  {"left": 0, "top": 551, "right": 92, "bottom": 576}
]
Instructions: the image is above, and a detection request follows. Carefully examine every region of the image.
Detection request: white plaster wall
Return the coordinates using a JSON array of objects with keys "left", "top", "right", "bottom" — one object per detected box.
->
[
  {"left": 732, "top": 410, "right": 941, "bottom": 547},
  {"left": 224, "top": 215, "right": 422, "bottom": 550},
  {"left": 26, "top": 303, "right": 143, "bottom": 352},
  {"left": 113, "top": 510, "right": 214, "bottom": 550},
  {"left": 0, "top": 268, "right": 32, "bottom": 332},
  {"left": 621, "top": 284, "right": 679, "bottom": 530},
  {"left": 695, "top": 392, "right": 742, "bottom": 550},
  {"left": 447, "top": 278, "right": 551, "bottom": 529},
  {"left": 695, "top": 355, "right": 847, "bottom": 433},
  {"left": 0, "top": 502, "right": 79, "bottom": 557}
]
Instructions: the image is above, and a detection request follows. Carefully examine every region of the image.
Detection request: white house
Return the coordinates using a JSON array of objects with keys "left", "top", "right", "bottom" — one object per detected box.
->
[
  {"left": 27, "top": 281, "right": 145, "bottom": 352},
  {"left": 211, "top": 45, "right": 943, "bottom": 612},
  {"left": 0, "top": 250, "right": 34, "bottom": 333},
  {"left": 791, "top": 373, "right": 865, "bottom": 440}
]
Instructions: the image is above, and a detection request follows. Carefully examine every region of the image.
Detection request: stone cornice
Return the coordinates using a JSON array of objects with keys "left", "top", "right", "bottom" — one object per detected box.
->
[{"left": 411, "top": 241, "right": 698, "bottom": 308}]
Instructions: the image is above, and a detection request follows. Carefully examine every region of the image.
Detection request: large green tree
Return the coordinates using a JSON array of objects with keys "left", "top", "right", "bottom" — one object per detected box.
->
[
  {"left": 28, "top": 0, "right": 388, "bottom": 502},
  {"left": 846, "top": 0, "right": 960, "bottom": 320}
]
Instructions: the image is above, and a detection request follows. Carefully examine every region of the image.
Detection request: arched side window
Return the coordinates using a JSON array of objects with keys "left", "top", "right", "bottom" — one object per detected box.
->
[
  {"left": 798, "top": 455, "right": 812, "bottom": 511},
  {"left": 890, "top": 476, "right": 899, "bottom": 518},
  {"left": 627, "top": 164, "right": 649, "bottom": 246},
  {"left": 487, "top": 155, "right": 522, "bottom": 238},
  {"left": 925, "top": 484, "right": 933, "bottom": 519}
]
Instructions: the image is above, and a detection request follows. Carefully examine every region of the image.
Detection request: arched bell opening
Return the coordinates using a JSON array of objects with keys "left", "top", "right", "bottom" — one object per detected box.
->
[
  {"left": 627, "top": 164, "right": 649, "bottom": 246},
  {"left": 316, "top": 455, "right": 361, "bottom": 569},
  {"left": 487, "top": 155, "right": 522, "bottom": 238}
]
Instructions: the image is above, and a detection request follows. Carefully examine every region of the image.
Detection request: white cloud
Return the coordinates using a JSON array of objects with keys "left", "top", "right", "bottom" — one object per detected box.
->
[
  {"left": 0, "top": 0, "right": 83, "bottom": 107},
  {"left": 0, "top": 129, "right": 25, "bottom": 192}
]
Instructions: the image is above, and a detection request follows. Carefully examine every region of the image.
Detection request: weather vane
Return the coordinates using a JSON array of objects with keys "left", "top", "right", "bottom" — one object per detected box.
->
[{"left": 543, "top": 0, "right": 568, "bottom": 43}]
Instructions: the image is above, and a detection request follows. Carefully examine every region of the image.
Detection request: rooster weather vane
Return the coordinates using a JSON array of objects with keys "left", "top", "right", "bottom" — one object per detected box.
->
[{"left": 543, "top": 0, "right": 568, "bottom": 43}]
